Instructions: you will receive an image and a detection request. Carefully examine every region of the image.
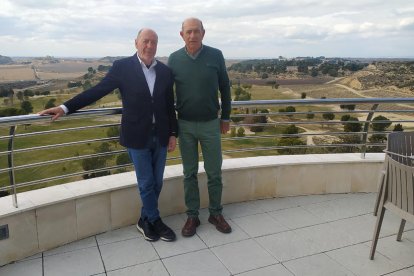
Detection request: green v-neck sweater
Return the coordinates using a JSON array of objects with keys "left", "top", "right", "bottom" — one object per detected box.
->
[{"left": 168, "top": 45, "right": 231, "bottom": 121}]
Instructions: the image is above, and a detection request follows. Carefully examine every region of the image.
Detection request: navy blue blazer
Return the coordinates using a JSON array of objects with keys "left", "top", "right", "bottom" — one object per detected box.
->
[{"left": 64, "top": 54, "right": 178, "bottom": 149}]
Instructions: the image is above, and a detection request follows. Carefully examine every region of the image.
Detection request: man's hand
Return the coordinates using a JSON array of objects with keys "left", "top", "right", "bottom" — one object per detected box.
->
[
  {"left": 220, "top": 120, "right": 230, "bottom": 134},
  {"left": 168, "top": 136, "right": 177, "bottom": 152},
  {"left": 38, "top": 106, "right": 65, "bottom": 121}
]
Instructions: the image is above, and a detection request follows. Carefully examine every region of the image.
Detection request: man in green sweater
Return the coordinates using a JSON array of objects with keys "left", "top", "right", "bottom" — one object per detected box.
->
[{"left": 168, "top": 17, "right": 232, "bottom": 237}]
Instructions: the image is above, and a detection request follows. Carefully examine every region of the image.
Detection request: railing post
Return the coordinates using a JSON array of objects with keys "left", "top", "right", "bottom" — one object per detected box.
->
[
  {"left": 7, "top": 125, "right": 18, "bottom": 208},
  {"left": 360, "top": 104, "right": 379, "bottom": 159}
]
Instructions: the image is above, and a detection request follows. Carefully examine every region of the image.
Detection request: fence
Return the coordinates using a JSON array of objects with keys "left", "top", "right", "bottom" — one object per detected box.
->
[{"left": 1, "top": 97, "right": 414, "bottom": 207}]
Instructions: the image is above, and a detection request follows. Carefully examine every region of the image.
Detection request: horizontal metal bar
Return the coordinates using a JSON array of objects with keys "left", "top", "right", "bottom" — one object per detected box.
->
[
  {"left": 0, "top": 123, "right": 120, "bottom": 141},
  {"left": 0, "top": 137, "right": 119, "bottom": 156},
  {"left": 0, "top": 149, "right": 128, "bottom": 173}
]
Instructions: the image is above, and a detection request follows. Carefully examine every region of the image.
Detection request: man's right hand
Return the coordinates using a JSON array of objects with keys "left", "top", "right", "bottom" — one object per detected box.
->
[{"left": 38, "top": 106, "right": 65, "bottom": 121}]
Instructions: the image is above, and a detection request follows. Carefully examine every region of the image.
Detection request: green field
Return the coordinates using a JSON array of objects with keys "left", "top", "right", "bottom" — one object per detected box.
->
[{"left": 0, "top": 83, "right": 398, "bottom": 193}]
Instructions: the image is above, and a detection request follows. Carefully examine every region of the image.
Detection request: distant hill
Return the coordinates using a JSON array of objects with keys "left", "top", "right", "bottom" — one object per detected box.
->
[
  {"left": 99, "top": 56, "right": 127, "bottom": 63},
  {"left": 0, "top": 55, "right": 13, "bottom": 64}
]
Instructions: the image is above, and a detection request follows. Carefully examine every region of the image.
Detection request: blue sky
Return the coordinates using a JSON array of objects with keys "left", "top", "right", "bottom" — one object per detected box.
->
[{"left": 1, "top": 0, "right": 413, "bottom": 58}]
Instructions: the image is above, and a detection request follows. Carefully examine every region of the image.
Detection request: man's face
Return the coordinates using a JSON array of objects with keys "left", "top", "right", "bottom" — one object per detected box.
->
[
  {"left": 135, "top": 30, "right": 158, "bottom": 64},
  {"left": 180, "top": 19, "right": 205, "bottom": 53}
]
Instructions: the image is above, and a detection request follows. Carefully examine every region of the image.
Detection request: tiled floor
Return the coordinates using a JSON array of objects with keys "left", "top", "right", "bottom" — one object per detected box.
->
[{"left": 1, "top": 192, "right": 414, "bottom": 276}]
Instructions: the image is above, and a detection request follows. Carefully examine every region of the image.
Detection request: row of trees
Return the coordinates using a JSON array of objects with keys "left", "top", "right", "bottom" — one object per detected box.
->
[{"left": 228, "top": 57, "right": 368, "bottom": 78}]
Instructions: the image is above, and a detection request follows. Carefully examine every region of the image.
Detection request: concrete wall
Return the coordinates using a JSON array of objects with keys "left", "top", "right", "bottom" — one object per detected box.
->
[{"left": 0, "top": 153, "right": 384, "bottom": 265}]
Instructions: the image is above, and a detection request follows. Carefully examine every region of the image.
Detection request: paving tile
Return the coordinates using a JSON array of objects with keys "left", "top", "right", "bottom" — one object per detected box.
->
[
  {"left": 153, "top": 233, "right": 207, "bottom": 258},
  {"left": 371, "top": 235, "right": 414, "bottom": 267},
  {"left": 405, "top": 230, "right": 414, "bottom": 242},
  {"left": 161, "top": 213, "right": 186, "bottom": 231},
  {"left": 211, "top": 239, "right": 277, "bottom": 274},
  {"left": 96, "top": 225, "right": 140, "bottom": 245},
  {"left": 294, "top": 223, "right": 355, "bottom": 251},
  {"left": 386, "top": 268, "right": 414, "bottom": 276},
  {"left": 236, "top": 264, "right": 294, "bottom": 276},
  {"left": 283, "top": 253, "right": 355, "bottom": 276},
  {"left": 17, "top": 253, "right": 42, "bottom": 262},
  {"left": 107, "top": 260, "right": 169, "bottom": 276},
  {"left": 196, "top": 220, "right": 249, "bottom": 247},
  {"left": 222, "top": 201, "right": 265, "bottom": 218},
  {"left": 268, "top": 206, "right": 324, "bottom": 229},
  {"left": 305, "top": 197, "right": 371, "bottom": 222},
  {"left": 99, "top": 237, "right": 158, "bottom": 271},
  {"left": 44, "top": 247, "right": 104, "bottom": 276},
  {"left": 255, "top": 230, "right": 321, "bottom": 262},
  {"left": 0, "top": 258, "right": 42, "bottom": 276},
  {"left": 285, "top": 193, "right": 345, "bottom": 206},
  {"left": 43, "top": 236, "right": 96, "bottom": 256},
  {"left": 326, "top": 243, "right": 403, "bottom": 276},
  {"left": 162, "top": 249, "right": 230, "bottom": 276},
  {"left": 252, "top": 197, "right": 298, "bottom": 212},
  {"left": 232, "top": 213, "right": 288, "bottom": 237},
  {"left": 327, "top": 214, "right": 375, "bottom": 244}
]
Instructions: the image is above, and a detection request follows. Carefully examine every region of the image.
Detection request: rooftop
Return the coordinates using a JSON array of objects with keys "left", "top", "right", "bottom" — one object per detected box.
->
[{"left": 1, "top": 192, "right": 413, "bottom": 276}]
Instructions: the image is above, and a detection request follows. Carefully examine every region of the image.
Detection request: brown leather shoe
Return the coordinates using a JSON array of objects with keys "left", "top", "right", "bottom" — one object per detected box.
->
[
  {"left": 208, "top": 214, "right": 232, "bottom": 233},
  {"left": 181, "top": 217, "right": 200, "bottom": 237}
]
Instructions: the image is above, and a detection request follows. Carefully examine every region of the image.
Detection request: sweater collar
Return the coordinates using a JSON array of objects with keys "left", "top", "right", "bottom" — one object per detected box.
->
[{"left": 185, "top": 44, "right": 204, "bottom": 60}]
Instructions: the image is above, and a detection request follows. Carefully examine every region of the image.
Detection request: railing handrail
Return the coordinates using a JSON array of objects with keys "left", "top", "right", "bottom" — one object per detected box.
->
[
  {"left": 1, "top": 97, "right": 414, "bottom": 206},
  {"left": 1, "top": 97, "right": 414, "bottom": 126}
]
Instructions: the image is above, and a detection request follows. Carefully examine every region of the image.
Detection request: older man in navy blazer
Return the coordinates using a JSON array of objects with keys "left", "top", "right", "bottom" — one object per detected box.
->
[{"left": 39, "top": 28, "right": 178, "bottom": 242}]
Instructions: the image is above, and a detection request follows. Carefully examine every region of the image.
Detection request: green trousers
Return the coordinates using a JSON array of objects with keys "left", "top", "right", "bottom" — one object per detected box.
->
[{"left": 178, "top": 118, "right": 223, "bottom": 217}]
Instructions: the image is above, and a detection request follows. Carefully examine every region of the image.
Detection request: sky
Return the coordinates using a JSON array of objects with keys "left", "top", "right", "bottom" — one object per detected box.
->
[{"left": 1, "top": 0, "right": 413, "bottom": 59}]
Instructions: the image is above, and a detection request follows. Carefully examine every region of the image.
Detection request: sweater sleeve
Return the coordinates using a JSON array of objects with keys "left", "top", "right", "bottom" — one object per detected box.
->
[{"left": 217, "top": 51, "right": 232, "bottom": 120}]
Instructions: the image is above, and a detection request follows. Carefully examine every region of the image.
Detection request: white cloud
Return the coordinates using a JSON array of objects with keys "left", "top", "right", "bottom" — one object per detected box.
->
[{"left": 0, "top": 0, "right": 413, "bottom": 58}]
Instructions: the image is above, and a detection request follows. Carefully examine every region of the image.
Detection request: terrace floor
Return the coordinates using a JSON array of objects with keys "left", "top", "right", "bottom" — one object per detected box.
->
[{"left": 1, "top": 192, "right": 414, "bottom": 276}]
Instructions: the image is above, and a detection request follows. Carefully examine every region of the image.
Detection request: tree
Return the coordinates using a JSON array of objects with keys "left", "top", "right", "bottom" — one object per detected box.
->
[
  {"left": 20, "top": 101, "right": 33, "bottom": 114},
  {"left": 340, "top": 104, "right": 355, "bottom": 110},
  {"left": 250, "top": 111, "right": 267, "bottom": 133},
  {"left": 322, "top": 112, "right": 335, "bottom": 121},
  {"left": 322, "top": 112, "right": 335, "bottom": 128},
  {"left": 344, "top": 117, "right": 362, "bottom": 132},
  {"left": 301, "top": 92, "right": 306, "bottom": 99},
  {"left": 17, "top": 91, "right": 24, "bottom": 102},
  {"left": 45, "top": 98, "right": 57, "bottom": 109},
  {"left": 371, "top": 115, "right": 391, "bottom": 132},
  {"left": 284, "top": 124, "right": 300, "bottom": 135},
  {"left": 285, "top": 106, "right": 296, "bottom": 118},
  {"left": 230, "top": 127, "right": 236, "bottom": 137},
  {"left": 106, "top": 126, "right": 120, "bottom": 143},
  {"left": 393, "top": 124, "right": 404, "bottom": 132},
  {"left": 82, "top": 142, "right": 113, "bottom": 179},
  {"left": 23, "top": 90, "right": 34, "bottom": 97},
  {"left": 277, "top": 137, "right": 306, "bottom": 155},
  {"left": 306, "top": 111, "right": 315, "bottom": 120},
  {"left": 0, "top": 107, "right": 24, "bottom": 117},
  {"left": 116, "top": 153, "right": 131, "bottom": 172},
  {"left": 341, "top": 114, "right": 351, "bottom": 122},
  {"left": 236, "top": 127, "right": 245, "bottom": 137}
]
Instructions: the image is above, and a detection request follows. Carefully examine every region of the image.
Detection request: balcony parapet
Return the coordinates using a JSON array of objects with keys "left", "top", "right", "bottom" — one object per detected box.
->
[{"left": 0, "top": 153, "right": 384, "bottom": 266}]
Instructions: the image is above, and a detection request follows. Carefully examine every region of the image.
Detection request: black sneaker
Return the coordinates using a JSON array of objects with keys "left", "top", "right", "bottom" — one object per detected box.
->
[
  {"left": 152, "top": 218, "right": 176, "bottom": 242},
  {"left": 136, "top": 218, "right": 159, "bottom": 242}
]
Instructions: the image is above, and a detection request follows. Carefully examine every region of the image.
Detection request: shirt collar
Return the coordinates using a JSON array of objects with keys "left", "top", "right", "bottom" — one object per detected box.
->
[
  {"left": 185, "top": 44, "right": 203, "bottom": 59},
  {"left": 136, "top": 53, "right": 157, "bottom": 69}
]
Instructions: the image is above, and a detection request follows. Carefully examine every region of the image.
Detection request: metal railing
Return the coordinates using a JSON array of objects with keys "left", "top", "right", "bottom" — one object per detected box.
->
[{"left": 1, "top": 98, "right": 414, "bottom": 207}]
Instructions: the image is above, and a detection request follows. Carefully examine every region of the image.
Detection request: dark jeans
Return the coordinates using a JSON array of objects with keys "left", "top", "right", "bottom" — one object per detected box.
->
[{"left": 127, "top": 129, "right": 167, "bottom": 223}]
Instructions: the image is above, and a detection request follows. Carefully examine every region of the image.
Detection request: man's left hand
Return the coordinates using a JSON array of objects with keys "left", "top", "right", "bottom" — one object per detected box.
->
[
  {"left": 220, "top": 120, "right": 230, "bottom": 134},
  {"left": 168, "top": 136, "right": 177, "bottom": 152}
]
